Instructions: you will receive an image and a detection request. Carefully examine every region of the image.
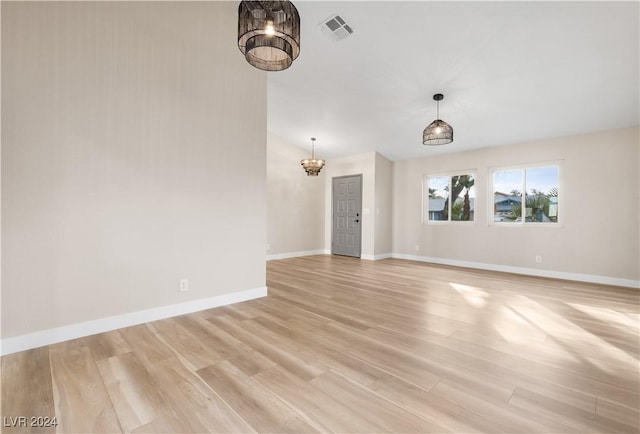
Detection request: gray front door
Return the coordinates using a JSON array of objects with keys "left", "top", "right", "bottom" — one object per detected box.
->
[{"left": 332, "top": 175, "right": 362, "bottom": 257}]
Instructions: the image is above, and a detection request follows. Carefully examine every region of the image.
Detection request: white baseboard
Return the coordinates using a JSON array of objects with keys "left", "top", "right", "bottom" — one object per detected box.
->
[
  {"left": 361, "top": 253, "right": 393, "bottom": 261},
  {"left": 267, "top": 249, "right": 329, "bottom": 260},
  {"left": 391, "top": 253, "right": 640, "bottom": 289},
  {"left": 0, "top": 286, "right": 267, "bottom": 356}
]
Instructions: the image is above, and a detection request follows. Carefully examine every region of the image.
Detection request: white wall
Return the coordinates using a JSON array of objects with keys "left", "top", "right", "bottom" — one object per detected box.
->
[
  {"left": 267, "top": 133, "right": 325, "bottom": 257},
  {"left": 392, "top": 127, "right": 640, "bottom": 285},
  {"left": 1, "top": 2, "right": 267, "bottom": 339}
]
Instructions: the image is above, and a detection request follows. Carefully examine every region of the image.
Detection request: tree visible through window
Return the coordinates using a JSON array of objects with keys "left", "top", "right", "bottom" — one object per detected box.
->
[
  {"left": 426, "top": 174, "right": 475, "bottom": 222},
  {"left": 492, "top": 165, "right": 559, "bottom": 224}
]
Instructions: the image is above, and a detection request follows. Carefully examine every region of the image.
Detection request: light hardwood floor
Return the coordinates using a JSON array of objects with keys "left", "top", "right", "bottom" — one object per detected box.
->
[{"left": 2, "top": 255, "right": 639, "bottom": 433}]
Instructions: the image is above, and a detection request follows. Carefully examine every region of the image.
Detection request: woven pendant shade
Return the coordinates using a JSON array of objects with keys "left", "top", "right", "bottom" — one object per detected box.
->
[
  {"left": 423, "top": 94, "right": 453, "bottom": 146},
  {"left": 423, "top": 119, "right": 454, "bottom": 145},
  {"left": 238, "top": 1, "right": 300, "bottom": 71}
]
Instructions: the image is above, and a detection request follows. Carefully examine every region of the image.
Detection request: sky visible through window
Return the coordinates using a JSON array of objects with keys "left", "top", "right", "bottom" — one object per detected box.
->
[
  {"left": 429, "top": 176, "right": 476, "bottom": 198},
  {"left": 429, "top": 176, "right": 449, "bottom": 199},
  {"left": 525, "top": 167, "right": 558, "bottom": 195},
  {"left": 494, "top": 166, "right": 558, "bottom": 195}
]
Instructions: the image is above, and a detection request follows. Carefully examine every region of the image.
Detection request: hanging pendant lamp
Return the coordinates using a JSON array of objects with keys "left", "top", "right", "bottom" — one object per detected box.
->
[
  {"left": 423, "top": 93, "right": 453, "bottom": 145},
  {"left": 301, "top": 137, "right": 325, "bottom": 176},
  {"left": 237, "top": 1, "right": 301, "bottom": 71}
]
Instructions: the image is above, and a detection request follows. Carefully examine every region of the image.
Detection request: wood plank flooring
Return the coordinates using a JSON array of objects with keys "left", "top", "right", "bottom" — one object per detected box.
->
[{"left": 2, "top": 255, "right": 639, "bottom": 433}]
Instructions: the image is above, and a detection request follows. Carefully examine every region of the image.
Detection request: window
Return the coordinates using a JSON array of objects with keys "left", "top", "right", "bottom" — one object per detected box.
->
[
  {"left": 491, "top": 164, "right": 560, "bottom": 224},
  {"left": 425, "top": 173, "right": 475, "bottom": 222}
]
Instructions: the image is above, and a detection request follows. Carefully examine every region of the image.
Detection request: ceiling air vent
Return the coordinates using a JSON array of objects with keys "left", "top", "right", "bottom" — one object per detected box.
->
[{"left": 321, "top": 14, "right": 354, "bottom": 41}]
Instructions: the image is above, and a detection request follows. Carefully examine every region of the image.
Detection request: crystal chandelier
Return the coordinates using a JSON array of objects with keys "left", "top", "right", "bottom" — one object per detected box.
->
[
  {"left": 423, "top": 93, "right": 453, "bottom": 145},
  {"left": 237, "top": 1, "right": 301, "bottom": 71},
  {"left": 301, "top": 137, "right": 325, "bottom": 176}
]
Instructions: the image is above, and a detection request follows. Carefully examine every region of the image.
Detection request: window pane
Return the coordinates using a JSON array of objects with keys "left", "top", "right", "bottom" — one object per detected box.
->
[
  {"left": 493, "top": 170, "right": 522, "bottom": 222},
  {"left": 525, "top": 166, "right": 559, "bottom": 223},
  {"left": 451, "top": 175, "right": 475, "bottom": 221},
  {"left": 427, "top": 176, "right": 449, "bottom": 221}
]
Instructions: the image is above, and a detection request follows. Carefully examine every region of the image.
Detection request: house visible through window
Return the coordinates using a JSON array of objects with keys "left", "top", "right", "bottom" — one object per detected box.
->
[
  {"left": 492, "top": 165, "right": 559, "bottom": 224},
  {"left": 426, "top": 173, "right": 475, "bottom": 222}
]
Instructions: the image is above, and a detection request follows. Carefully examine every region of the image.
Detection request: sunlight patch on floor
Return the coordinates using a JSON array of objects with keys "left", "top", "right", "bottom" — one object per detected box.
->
[
  {"left": 491, "top": 305, "right": 549, "bottom": 345},
  {"left": 567, "top": 302, "right": 640, "bottom": 330},
  {"left": 510, "top": 297, "right": 639, "bottom": 367},
  {"left": 449, "top": 282, "right": 489, "bottom": 308}
]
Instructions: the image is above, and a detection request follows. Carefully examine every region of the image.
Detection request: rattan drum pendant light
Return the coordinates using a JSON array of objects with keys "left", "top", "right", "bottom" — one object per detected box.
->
[
  {"left": 301, "top": 137, "right": 325, "bottom": 176},
  {"left": 238, "top": 1, "right": 300, "bottom": 71},
  {"left": 423, "top": 93, "right": 453, "bottom": 145}
]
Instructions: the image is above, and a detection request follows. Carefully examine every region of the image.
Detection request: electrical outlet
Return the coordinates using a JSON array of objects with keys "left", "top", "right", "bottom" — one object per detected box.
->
[
  {"left": 535, "top": 255, "right": 542, "bottom": 263},
  {"left": 179, "top": 278, "right": 189, "bottom": 292},
  {"left": 415, "top": 245, "right": 420, "bottom": 251},
  {"left": 266, "top": 243, "right": 271, "bottom": 251}
]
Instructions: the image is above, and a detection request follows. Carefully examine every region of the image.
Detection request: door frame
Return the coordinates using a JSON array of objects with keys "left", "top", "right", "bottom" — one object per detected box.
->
[{"left": 331, "top": 174, "right": 363, "bottom": 258}]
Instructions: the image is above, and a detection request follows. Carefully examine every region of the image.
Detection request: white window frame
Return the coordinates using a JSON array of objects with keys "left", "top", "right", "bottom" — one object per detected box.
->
[
  {"left": 488, "top": 160, "right": 563, "bottom": 227},
  {"left": 423, "top": 170, "right": 477, "bottom": 224}
]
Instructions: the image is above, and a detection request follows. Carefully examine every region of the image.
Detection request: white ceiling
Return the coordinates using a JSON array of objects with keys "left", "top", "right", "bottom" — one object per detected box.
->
[{"left": 266, "top": 1, "right": 639, "bottom": 161}]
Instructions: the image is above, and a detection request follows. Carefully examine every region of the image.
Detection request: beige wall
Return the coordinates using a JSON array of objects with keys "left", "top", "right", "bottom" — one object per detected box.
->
[
  {"left": 374, "top": 153, "right": 393, "bottom": 256},
  {"left": 392, "top": 127, "right": 640, "bottom": 282},
  {"left": 267, "top": 133, "right": 325, "bottom": 256},
  {"left": 1, "top": 1, "right": 267, "bottom": 338}
]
